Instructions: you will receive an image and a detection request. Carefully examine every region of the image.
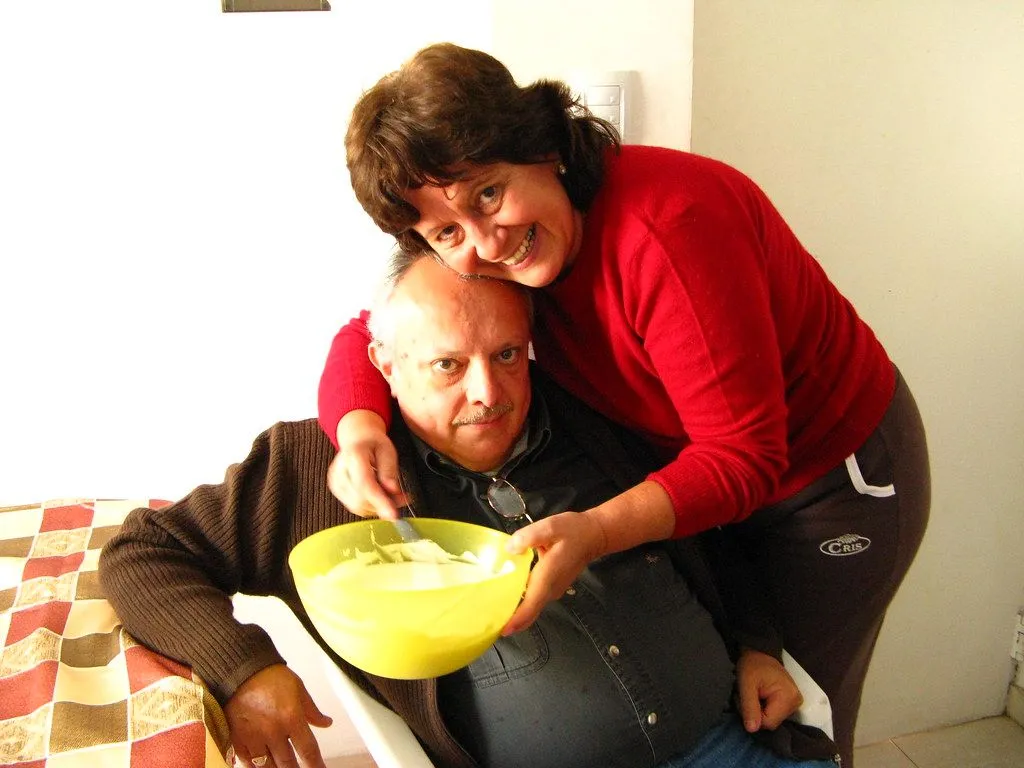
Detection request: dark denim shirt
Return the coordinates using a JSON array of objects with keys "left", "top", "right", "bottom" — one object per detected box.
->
[{"left": 409, "top": 392, "right": 735, "bottom": 768}]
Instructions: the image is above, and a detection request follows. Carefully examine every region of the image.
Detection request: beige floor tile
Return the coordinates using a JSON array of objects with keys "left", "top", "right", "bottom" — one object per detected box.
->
[
  {"left": 855, "top": 740, "right": 919, "bottom": 768},
  {"left": 892, "top": 716, "right": 1024, "bottom": 768}
]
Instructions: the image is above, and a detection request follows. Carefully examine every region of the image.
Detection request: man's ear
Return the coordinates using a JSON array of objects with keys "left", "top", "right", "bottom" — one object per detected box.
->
[{"left": 368, "top": 342, "right": 394, "bottom": 381}]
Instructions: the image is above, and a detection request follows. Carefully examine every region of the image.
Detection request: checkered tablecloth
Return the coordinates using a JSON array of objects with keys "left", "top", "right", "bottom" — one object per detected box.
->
[{"left": 0, "top": 499, "right": 232, "bottom": 767}]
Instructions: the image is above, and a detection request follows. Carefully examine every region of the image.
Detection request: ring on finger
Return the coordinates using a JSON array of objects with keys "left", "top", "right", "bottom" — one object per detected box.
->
[{"left": 251, "top": 756, "right": 269, "bottom": 767}]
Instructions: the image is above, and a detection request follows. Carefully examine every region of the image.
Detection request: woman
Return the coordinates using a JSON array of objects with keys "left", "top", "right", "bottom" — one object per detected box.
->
[{"left": 318, "top": 43, "right": 930, "bottom": 766}]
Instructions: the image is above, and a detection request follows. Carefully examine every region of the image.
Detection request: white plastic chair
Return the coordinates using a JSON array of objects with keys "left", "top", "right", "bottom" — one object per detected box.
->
[
  {"left": 781, "top": 650, "right": 834, "bottom": 739},
  {"left": 324, "top": 661, "right": 437, "bottom": 768},
  {"left": 324, "top": 651, "right": 832, "bottom": 768}
]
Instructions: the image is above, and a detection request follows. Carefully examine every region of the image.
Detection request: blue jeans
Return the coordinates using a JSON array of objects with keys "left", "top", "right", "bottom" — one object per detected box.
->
[{"left": 656, "top": 716, "right": 836, "bottom": 768}]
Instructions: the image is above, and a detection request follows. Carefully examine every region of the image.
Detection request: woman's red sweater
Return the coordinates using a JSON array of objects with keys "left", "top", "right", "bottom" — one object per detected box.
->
[{"left": 318, "top": 146, "right": 894, "bottom": 536}]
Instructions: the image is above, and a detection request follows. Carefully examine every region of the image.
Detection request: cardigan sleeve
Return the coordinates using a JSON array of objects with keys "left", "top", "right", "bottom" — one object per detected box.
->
[
  {"left": 317, "top": 310, "right": 395, "bottom": 447},
  {"left": 99, "top": 421, "right": 347, "bottom": 703}
]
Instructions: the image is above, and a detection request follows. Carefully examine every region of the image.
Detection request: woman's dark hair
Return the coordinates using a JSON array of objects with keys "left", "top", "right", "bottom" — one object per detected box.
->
[{"left": 345, "top": 43, "right": 620, "bottom": 256}]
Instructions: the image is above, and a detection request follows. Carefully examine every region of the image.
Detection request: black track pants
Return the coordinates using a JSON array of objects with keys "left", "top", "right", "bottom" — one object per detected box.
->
[{"left": 733, "top": 367, "right": 931, "bottom": 767}]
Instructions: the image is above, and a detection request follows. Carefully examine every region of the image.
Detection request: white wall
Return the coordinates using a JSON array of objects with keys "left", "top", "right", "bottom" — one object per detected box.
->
[
  {"left": 494, "top": 0, "right": 694, "bottom": 151},
  {"left": 0, "top": 0, "right": 492, "bottom": 503},
  {"left": 692, "top": 0, "right": 1024, "bottom": 746},
  {"left": 0, "top": 0, "right": 695, "bottom": 502}
]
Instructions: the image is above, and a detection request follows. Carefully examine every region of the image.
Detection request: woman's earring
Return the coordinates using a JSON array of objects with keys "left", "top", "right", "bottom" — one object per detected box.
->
[{"left": 557, "top": 163, "right": 567, "bottom": 176}]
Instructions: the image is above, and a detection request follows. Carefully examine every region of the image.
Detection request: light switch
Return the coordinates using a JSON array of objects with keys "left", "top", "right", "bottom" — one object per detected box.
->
[
  {"left": 570, "top": 70, "right": 639, "bottom": 143},
  {"left": 589, "top": 105, "right": 620, "bottom": 124},
  {"left": 587, "top": 86, "right": 621, "bottom": 107}
]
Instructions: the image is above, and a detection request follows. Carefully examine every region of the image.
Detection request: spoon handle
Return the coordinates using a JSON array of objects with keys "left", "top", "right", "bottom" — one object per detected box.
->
[{"left": 393, "top": 517, "right": 421, "bottom": 543}]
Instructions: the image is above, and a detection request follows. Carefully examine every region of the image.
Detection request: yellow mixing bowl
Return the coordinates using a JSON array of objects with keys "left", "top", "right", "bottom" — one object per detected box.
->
[{"left": 289, "top": 518, "right": 532, "bottom": 679}]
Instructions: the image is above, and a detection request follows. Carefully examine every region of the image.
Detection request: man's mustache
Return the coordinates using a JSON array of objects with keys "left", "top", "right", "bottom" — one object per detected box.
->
[{"left": 452, "top": 402, "right": 514, "bottom": 426}]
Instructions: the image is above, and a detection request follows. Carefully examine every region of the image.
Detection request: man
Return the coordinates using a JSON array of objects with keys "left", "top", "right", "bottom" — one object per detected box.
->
[{"left": 100, "top": 256, "right": 836, "bottom": 768}]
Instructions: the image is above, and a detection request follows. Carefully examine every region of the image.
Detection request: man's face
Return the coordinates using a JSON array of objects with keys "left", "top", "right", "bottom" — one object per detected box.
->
[{"left": 371, "top": 259, "right": 532, "bottom": 473}]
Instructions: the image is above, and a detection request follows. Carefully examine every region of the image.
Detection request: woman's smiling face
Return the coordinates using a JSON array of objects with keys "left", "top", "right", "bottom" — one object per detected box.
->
[{"left": 405, "top": 160, "right": 584, "bottom": 288}]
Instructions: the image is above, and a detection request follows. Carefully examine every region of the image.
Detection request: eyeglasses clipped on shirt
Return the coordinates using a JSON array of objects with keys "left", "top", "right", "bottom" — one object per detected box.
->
[
  {"left": 486, "top": 477, "right": 533, "bottom": 525},
  {"left": 401, "top": 469, "right": 533, "bottom": 526}
]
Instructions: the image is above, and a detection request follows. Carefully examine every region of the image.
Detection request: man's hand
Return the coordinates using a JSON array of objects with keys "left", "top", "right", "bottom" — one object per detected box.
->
[
  {"left": 224, "top": 664, "right": 333, "bottom": 768},
  {"left": 735, "top": 648, "right": 803, "bottom": 732},
  {"left": 501, "top": 511, "right": 607, "bottom": 635},
  {"left": 327, "top": 410, "right": 405, "bottom": 520}
]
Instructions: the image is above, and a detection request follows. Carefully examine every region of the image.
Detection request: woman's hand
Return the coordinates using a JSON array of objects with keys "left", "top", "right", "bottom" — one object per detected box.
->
[
  {"left": 501, "top": 511, "right": 607, "bottom": 635},
  {"left": 502, "top": 481, "right": 676, "bottom": 634},
  {"left": 326, "top": 410, "right": 406, "bottom": 520},
  {"left": 735, "top": 648, "right": 803, "bottom": 732}
]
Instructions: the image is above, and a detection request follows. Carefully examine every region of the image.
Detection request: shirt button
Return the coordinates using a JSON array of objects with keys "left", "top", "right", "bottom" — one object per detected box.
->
[
  {"left": 565, "top": 587, "right": 576, "bottom": 596},
  {"left": 647, "top": 712, "right": 658, "bottom": 726},
  {"left": 608, "top": 645, "right": 620, "bottom": 657}
]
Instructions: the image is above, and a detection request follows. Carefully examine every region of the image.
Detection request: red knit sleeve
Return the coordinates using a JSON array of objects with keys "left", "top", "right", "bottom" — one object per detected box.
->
[
  {"left": 317, "top": 310, "right": 394, "bottom": 448},
  {"left": 625, "top": 205, "right": 791, "bottom": 536}
]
